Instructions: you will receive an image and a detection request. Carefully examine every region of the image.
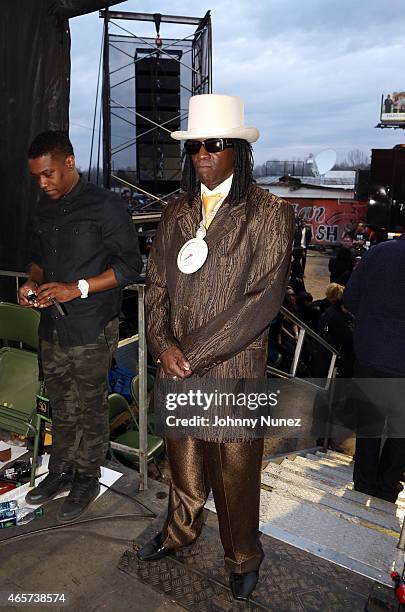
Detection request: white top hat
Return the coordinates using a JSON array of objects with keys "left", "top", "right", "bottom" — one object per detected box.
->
[{"left": 171, "top": 94, "right": 259, "bottom": 143}]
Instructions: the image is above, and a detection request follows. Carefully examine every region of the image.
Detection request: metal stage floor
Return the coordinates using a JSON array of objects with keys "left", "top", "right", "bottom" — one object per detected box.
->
[
  {"left": 0, "top": 460, "right": 398, "bottom": 612},
  {"left": 122, "top": 511, "right": 396, "bottom": 612}
]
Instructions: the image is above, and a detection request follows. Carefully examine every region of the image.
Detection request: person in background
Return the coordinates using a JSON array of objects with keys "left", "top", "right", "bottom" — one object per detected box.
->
[
  {"left": 352, "top": 221, "right": 369, "bottom": 251},
  {"left": 293, "top": 217, "right": 303, "bottom": 248},
  {"left": 337, "top": 255, "right": 362, "bottom": 286},
  {"left": 313, "top": 282, "right": 345, "bottom": 317},
  {"left": 344, "top": 235, "right": 405, "bottom": 502},
  {"left": 312, "top": 286, "right": 356, "bottom": 453},
  {"left": 283, "top": 287, "right": 298, "bottom": 315},
  {"left": 328, "top": 244, "right": 354, "bottom": 284},
  {"left": 276, "top": 288, "right": 300, "bottom": 370},
  {"left": 300, "top": 222, "right": 312, "bottom": 272},
  {"left": 384, "top": 94, "right": 394, "bottom": 114},
  {"left": 290, "top": 247, "right": 306, "bottom": 295},
  {"left": 318, "top": 287, "right": 354, "bottom": 378},
  {"left": 341, "top": 233, "right": 359, "bottom": 259},
  {"left": 296, "top": 291, "right": 320, "bottom": 330},
  {"left": 372, "top": 228, "right": 388, "bottom": 245},
  {"left": 342, "top": 222, "right": 356, "bottom": 239},
  {"left": 293, "top": 218, "right": 312, "bottom": 272}
]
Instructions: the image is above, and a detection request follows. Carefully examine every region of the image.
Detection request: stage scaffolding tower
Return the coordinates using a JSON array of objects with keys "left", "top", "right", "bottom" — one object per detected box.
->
[{"left": 100, "top": 9, "right": 212, "bottom": 209}]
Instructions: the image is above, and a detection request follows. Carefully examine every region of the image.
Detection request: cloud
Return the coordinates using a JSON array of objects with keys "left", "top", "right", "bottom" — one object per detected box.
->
[{"left": 69, "top": 0, "right": 405, "bottom": 168}]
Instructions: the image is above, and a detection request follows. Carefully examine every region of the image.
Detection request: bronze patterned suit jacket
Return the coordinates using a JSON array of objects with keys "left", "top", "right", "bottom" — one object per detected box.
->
[{"left": 145, "top": 184, "right": 294, "bottom": 380}]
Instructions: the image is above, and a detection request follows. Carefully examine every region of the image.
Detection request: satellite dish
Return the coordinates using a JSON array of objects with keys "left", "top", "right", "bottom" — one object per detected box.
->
[{"left": 314, "top": 149, "right": 337, "bottom": 176}]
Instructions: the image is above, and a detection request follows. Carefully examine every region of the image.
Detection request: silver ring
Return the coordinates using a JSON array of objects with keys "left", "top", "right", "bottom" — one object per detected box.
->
[
  {"left": 47, "top": 296, "right": 52, "bottom": 301},
  {"left": 172, "top": 376, "right": 178, "bottom": 380}
]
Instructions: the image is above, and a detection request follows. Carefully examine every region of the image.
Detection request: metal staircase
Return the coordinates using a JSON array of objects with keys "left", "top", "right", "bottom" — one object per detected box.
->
[
  {"left": 260, "top": 308, "right": 405, "bottom": 587},
  {"left": 206, "top": 449, "right": 404, "bottom": 587},
  {"left": 260, "top": 450, "right": 405, "bottom": 586}
]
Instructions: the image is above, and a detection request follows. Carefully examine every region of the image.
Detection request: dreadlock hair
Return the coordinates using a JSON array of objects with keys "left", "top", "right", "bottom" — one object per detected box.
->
[{"left": 181, "top": 139, "right": 254, "bottom": 205}]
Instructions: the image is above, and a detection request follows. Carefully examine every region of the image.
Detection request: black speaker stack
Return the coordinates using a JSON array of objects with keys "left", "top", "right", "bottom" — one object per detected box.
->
[{"left": 135, "top": 53, "right": 182, "bottom": 195}]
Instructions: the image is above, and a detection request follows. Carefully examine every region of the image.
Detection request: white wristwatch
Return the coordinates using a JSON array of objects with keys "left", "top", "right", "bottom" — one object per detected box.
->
[{"left": 77, "top": 279, "right": 90, "bottom": 299}]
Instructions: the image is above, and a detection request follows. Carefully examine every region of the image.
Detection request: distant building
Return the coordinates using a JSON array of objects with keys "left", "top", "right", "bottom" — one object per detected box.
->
[{"left": 257, "top": 171, "right": 367, "bottom": 245}]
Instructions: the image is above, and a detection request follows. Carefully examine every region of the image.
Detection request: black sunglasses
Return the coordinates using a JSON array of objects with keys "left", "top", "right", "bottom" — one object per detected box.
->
[{"left": 184, "top": 138, "right": 234, "bottom": 155}]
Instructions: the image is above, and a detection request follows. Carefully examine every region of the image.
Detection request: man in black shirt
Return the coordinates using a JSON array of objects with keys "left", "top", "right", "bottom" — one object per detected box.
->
[
  {"left": 19, "top": 131, "right": 142, "bottom": 521},
  {"left": 352, "top": 221, "right": 368, "bottom": 251}
]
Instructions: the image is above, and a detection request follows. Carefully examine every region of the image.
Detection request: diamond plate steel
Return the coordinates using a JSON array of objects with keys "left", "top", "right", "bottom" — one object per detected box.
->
[
  {"left": 263, "top": 462, "right": 400, "bottom": 515},
  {"left": 261, "top": 470, "right": 401, "bottom": 532},
  {"left": 117, "top": 513, "right": 396, "bottom": 611}
]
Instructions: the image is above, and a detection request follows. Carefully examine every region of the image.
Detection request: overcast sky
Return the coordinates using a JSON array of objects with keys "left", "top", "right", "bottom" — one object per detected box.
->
[{"left": 69, "top": 0, "right": 405, "bottom": 169}]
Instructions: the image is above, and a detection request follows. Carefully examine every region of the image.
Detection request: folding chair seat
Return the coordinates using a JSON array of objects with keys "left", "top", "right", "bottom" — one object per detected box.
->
[
  {"left": 0, "top": 303, "right": 40, "bottom": 437},
  {"left": 108, "top": 392, "right": 164, "bottom": 469}
]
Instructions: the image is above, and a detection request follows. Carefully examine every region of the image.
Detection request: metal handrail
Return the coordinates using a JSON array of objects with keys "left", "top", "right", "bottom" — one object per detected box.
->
[
  {"left": 268, "top": 305, "right": 339, "bottom": 452},
  {"left": 273, "top": 305, "right": 338, "bottom": 392},
  {"left": 0, "top": 271, "right": 150, "bottom": 490},
  {"left": 280, "top": 305, "right": 338, "bottom": 355}
]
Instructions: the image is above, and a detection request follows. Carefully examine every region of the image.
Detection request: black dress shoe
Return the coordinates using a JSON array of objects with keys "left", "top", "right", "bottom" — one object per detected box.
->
[
  {"left": 57, "top": 474, "right": 100, "bottom": 523},
  {"left": 137, "top": 532, "right": 173, "bottom": 562},
  {"left": 25, "top": 470, "right": 73, "bottom": 504},
  {"left": 229, "top": 571, "right": 259, "bottom": 601}
]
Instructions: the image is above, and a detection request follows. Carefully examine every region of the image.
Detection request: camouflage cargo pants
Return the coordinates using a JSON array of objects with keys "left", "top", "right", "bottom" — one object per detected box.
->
[{"left": 41, "top": 318, "right": 119, "bottom": 478}]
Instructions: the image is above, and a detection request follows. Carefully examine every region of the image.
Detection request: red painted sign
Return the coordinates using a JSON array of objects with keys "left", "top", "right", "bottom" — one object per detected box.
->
[{"left": 284, "top": 197, "right": 368, "bottom": 245}]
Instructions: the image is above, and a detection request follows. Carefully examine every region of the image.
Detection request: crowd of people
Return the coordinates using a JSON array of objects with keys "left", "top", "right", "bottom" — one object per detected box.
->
[
  {"left": 268, "top": 216, "right": 405, "bottom": 505},
  {"left": 267, "top": 218, "right": 372, "bottom": 378},
  {"left": 268, "top": 217, "right": 396, "bottom": 378},
  {"left": 268, "top": 279, "right": 354, "bottom": 377}
]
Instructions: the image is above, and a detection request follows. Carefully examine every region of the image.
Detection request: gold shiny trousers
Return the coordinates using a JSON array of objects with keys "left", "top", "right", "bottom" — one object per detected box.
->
[{"left": 162, "top": 437, "right": 264, "bottom": 573}]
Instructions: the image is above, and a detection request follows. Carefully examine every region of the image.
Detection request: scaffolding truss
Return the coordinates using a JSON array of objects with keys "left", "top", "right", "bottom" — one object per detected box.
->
[{"left": 100, "top": 9, "right": 212, "bottom": 209}]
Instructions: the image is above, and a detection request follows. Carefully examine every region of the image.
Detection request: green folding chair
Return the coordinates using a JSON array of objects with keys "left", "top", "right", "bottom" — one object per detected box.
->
[
  {"left": 108, "top": 392, "right": 164, "bottom": 469},
  {"left": 130, "top": 373, "right": 157, "bottom": 434},
  {"left": 0, "top": 302, "right": 40, "bottom": 437},
  {"left": 108, "top": 391, "right": 133, "bottom": 436},
  {"left": 108, "top": 392, "right": 131, "bottom": 419}
]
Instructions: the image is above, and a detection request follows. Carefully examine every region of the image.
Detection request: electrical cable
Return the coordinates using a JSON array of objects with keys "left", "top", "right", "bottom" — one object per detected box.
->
[
  {"left": 70, "top": 121, "right": 128, "bottom": 141},
  {"left": 99, "top": 480, "right": 157, "bottom": 517},
  {"left": 88, "top": 28, "right": 104, "bottom": 181},
  {"left": 0, "top": 469, "right": 158, "bottom": 545},
  {"left": 96, "top": 101, "right": 102, "bottom": 185},
  {"left": 105, "top": 471, "right": 162, "bottom": 516},
  {"left": 0, "top": 513, "right": 153, "bottom": 545}
]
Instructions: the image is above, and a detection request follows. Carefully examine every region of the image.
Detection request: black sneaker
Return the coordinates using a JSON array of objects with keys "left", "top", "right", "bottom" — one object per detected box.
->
[
  {"left": 25, "top": 471, "right": 73, "bottom": 505},
  {"left": 56, "top": 474, "right": 100, "bottom": 523}
]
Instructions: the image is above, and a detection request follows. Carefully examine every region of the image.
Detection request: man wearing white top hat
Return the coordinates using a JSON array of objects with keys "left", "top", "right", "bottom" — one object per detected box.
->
[{"left": 139, "top": 94, "right": 294, "bottom": 601}]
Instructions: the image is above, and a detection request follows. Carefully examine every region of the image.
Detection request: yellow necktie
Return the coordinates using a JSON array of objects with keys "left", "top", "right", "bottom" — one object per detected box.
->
[{"left": 202, "top": 192, "right": 222, "bottom": 229}]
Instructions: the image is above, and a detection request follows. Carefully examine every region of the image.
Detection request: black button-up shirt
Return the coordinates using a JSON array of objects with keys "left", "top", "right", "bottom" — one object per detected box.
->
[{"left": 30, "top": 177, "right": 142, "bottom": 347}]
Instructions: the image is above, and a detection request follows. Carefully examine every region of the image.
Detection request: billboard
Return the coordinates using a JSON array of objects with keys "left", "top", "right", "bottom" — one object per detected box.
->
[{"left": 380, "top": 92, "right": 405, "bottom": 124}]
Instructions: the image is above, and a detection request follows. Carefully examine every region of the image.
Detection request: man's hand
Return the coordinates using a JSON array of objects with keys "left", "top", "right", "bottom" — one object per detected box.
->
[
  {"left": 35, "top": 282, "right": 81, "bottom": 308},
  {"left": 18, "top": 280, "right": 39, "bottom": 307},
  {"left": 159, "top": 346, "right": 193, "bottom": 379}
]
